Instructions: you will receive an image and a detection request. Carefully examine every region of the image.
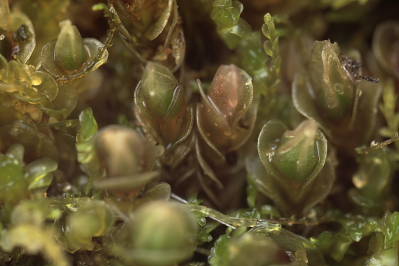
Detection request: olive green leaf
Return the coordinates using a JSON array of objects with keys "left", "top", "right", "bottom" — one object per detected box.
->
[
  {"left": 76, "top": 108, "right": 104, "bottom": 182},
  {"left": 248, "top": 119, "right": 335, "bottom": 215},
  {"left": 26, "top": 157, "right": 57, "bottom": 191},
  {"left": 292, "top": 40, "right": 382, "bottom": 150},
  {"left": 54, "top": 20, "right": 88, "bottom": 72},
  {"left": 134, "top": 62, "right": 193, "bottom": 167}
]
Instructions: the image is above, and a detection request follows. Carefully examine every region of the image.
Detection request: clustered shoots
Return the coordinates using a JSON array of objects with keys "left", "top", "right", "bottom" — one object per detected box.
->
[{"left": 0, "top": 0, "right": 399, "bottom": 266}]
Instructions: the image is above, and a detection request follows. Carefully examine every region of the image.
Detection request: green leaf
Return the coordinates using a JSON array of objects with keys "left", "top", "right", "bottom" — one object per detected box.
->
[
  {"left": 54, "top": 20, "right": 87, "bottom": 72},
  {"left": 76, "top": 108, "right": 104, "bottom": 185},
  {"left": 26, "top": 158, "right": 57, "bottom": 190},
  {"left": 209, "top": 234, "right": 230, "bottom": 266}
]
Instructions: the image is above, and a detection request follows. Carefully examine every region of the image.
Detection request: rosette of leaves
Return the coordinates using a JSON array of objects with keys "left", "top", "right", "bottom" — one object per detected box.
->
[
  {"left": 0, "top": 55, "right": 59, "bottom": 158},
  {"left": 292, "top": 40, "right": 382, "bottom": 151},
  {"left": 134, "top": 62, "right": 193, "bottom": 167},
  {"left": 196, "top": 64, "right": 257, "bottom": 164},
  {"left": 0, "top": 53, "right": 62, "bottom": 158},
  {"left": 110, "top": 0, "right": 185, "bottom": 71},
  {"left": 40, "top": 20, "right": 108, "bottom": 79},
  {"left": 113, "top": 200, "right": 198, "bottom": 266},
  {"left": 246, "top": 119, "right": 335, "bottom": 215},
  {"left": 349, "top": 149, "right": 394, "bottom": 213},
  {"left": 0, "top": 1, "right": 35, "bottom": 63},
  {"left": 94, "top": 125, "right": 160, "bottom": 197},
  {"left": 372, "top": 21, "right": 399, "bottom": 80},
  {"left": 0, "top": 54, "right": 58, "bottom": 109}
]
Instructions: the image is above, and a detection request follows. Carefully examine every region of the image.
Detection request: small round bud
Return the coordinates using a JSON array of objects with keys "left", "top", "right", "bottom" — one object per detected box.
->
[
  {"left": 65, "top": 200, "right": 114, "bottom": 251},
  {"left": 95, "top": 125, "right": 157, "bottom": 178},
  {"left": 129, "top": 201, "right": 198, "bottom": 266}
]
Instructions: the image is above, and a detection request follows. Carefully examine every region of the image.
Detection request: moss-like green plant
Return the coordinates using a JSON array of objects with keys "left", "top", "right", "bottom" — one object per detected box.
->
[{"left": 0, "top": 0, "right": 399, "bottom": 265}]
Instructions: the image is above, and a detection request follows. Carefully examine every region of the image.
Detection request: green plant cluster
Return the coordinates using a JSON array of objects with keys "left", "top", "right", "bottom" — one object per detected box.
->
[{"left": 1, "top": 0, "right": 399, "bottom": 265}]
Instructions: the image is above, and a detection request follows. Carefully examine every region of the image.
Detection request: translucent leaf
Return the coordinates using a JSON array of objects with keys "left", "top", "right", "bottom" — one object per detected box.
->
[
  {"left": 83, "top": 38, "right": 109, "bottom": 71},
  {"left": 41, "top": 36, "right": 108, "bottom": 78},
  {"left": 54, "top": 20, "right": 87, "bottom": 72},
  {"left": 144, "top": 0, "right": 173, "bottom": 40},
  {"left": 210, "top": 0, "right": 248, "bottom": 49},
  {"left": 76, "top": 108, "right": 103, "bottom": 180},
  {"left": 211, "top": 0, "right": 243, "bottom": 29},
  {"left": 254, "top": 119, "right": 332, "bottom": 215},
  {"left": 25, "top": 158, "right": 57, "bottom": 190},
  {"left": 138, "top": 62, "right": 179, "bottom": 117},
  {"left": 31, "top": 71, "right": 59, "bottom": 101},
  {"left": 77, "top": 108, "right": 97, "bottom": 145},
  {"left": 207, "top": 65, "right": 253, "bottom": 123}
]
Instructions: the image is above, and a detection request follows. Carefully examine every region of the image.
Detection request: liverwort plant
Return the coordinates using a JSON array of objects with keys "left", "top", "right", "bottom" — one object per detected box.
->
[{"left": 1, "top": 0, "right": 399, "bottom": 265}]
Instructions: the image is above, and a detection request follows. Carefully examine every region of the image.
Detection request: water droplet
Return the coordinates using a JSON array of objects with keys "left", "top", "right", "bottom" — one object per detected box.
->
[
  {"left": 267, "top": 151, "right": 275, "bottom": 162},
  {"left": 31, "top": 76, "right": 42, "bottom": 86},
  {"left": 370, "top": 140, "right": 378, "bottom": 147},
  {"left": 353, "top": 174, "right": 366, "bottom": 188}
]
